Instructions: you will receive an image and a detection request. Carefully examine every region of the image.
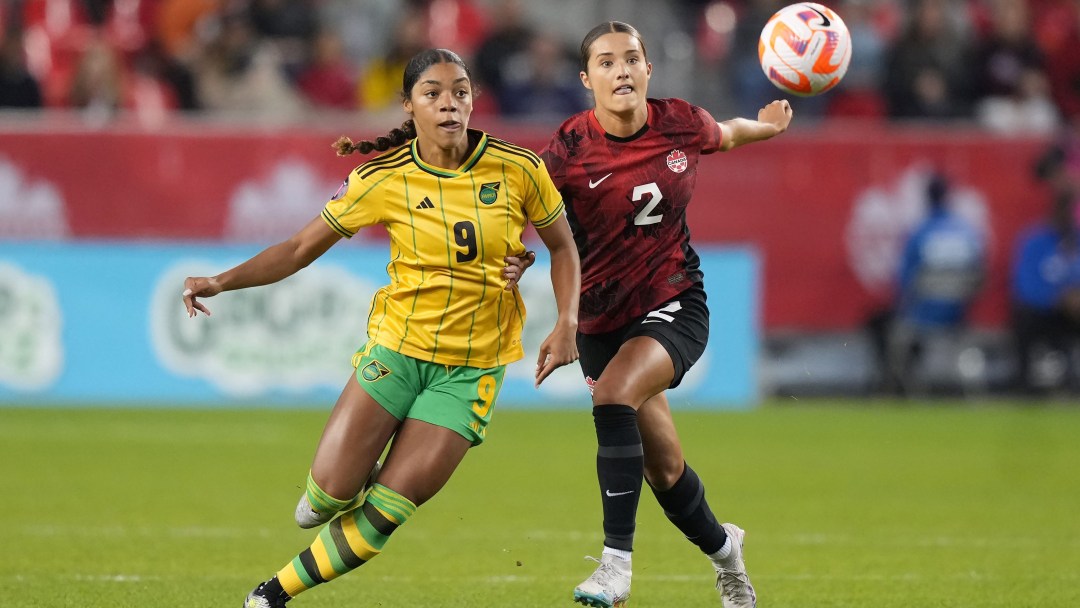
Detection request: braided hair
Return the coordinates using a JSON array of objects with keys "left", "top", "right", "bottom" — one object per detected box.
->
[
  {"left": 333, "top": 121, "right": 416, "bottom": 156},
  {"left": 333, "top": 48, "right": 475, "bottom": 157}
]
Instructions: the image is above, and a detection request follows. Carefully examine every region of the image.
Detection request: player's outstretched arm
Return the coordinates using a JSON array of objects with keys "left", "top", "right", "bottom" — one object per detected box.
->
[
  {"left": 183, "top": 217, "right": 341, "bottom": 317},
  {"left": 533, "top": 215, "right": 580, "bottom": 386},
  {"left": 717, "top": 99, "right": 793, "bottom": 151}
]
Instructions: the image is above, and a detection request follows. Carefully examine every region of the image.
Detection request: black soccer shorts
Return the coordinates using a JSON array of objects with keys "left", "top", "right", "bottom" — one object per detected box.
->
[{"left": 576, "top": 283, "right": 709, "bottom": 390}]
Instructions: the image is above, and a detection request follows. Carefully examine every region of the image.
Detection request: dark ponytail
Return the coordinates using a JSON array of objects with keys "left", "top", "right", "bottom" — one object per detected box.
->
[{"left": 333, "top": 120, "right": 418, "bottom": 156}]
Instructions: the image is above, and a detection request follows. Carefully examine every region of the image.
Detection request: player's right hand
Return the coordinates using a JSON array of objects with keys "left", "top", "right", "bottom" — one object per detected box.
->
[
  {"left": 534, "top": 322, "right": 578, "bottom": 387},
  {"left": 182, "top": 276, "right": 223, "bottom": 318}
]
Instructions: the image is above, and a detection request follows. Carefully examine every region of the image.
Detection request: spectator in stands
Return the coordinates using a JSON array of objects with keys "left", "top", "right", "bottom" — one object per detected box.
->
[
  {"left": 156, "top": 0, "right": 221, "bottom": 64},
  {"left": 193, "top": 8, "right": 303, "bottom": 120},
  {"left": 316, "top": 0, "right": 402, "bottom": 72},
  {"left": 296, "top": 28, "right": 357, "bottom": 110},
  {"left": 413, "top": 0, "right": 488, "bottom": 59},
  {"left": 154, "top": 0, "right": 218, "bottom": 111},
  {"left": 826, "top": 0, "right": 889, "bottom": 119},
  {"left": 868, "top": 171, "right": 987, "bottom": 394},
  {"left": 0, "top": 29, "right": 43, "bottom": 108},
  {"left": 497, "top": 30, "right": 587, "bottom": 120},
  {"left": 248, "top": 0, "right": 319, "bottom": 80},
  {"left": 141, "top": 39, "right": 200, "bottom": 112},
  {"left": 1043, "top": 0, "right": 1080, "bottom": 122},
  {"left": 79, "top": 0, "right": 111, "bottom": 25},
  {"left": 1033, "top": 118, "right": 1080, "bottom": 214},
  {"left": 883, "top": 0, "right": 974, "bottom": 120},
  {"left": 250, "top": 0, "right": 319, "bottom": 41},
  {"left": 1010, "top": 179, "right": 1080, "bottom": 394},
  {"left": 472, "top": 0, "right": 534, "bottom": 109},
  {"left": 125, "top": 45, "right": 181, "bottom": 126},
  {"left": 68, "top": 34, "right": 124, "bottom": 120},
  {"left": 357, "top": 6, "right": 430, "bottom": 112},
  {"left": 972, "top": 0, "right": 1058, "bottom": 134}
]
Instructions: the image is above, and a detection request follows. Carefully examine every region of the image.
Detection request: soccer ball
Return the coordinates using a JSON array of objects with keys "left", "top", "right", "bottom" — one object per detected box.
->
[{"left": 758, "top": 2, "right": 852, "bottom": 97}]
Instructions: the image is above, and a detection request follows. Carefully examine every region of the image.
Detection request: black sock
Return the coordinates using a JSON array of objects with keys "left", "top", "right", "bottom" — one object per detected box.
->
[
  {"left": 593, "top": 404, "right": 643, "bottom": 552},
  {"left": 258, "top": 576, "right": 290, "bottom": 602},
  {"left": 650, "top": 462, "right": 727, "bottom": 555}
]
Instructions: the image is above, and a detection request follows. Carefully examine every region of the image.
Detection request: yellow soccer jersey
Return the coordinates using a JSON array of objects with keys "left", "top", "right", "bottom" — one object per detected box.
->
[{"left": 322, "top": 130, "right": 565, "bottom": 367}]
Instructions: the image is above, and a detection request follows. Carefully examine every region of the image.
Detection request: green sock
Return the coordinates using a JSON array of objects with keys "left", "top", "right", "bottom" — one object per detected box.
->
[{"left": 305, "top": 471, "right": 352, "bottom": 516}]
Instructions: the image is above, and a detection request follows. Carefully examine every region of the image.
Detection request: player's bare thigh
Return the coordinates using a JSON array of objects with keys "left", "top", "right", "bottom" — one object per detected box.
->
[
  {"left": 310, "top": 373, "right": 401, "bottom": 499},
  {"left": 376, "top": 418, "right": 472, "bottom": 506},
  {"left": 591, "top": 335, "right": 675, "bottom": 408}
]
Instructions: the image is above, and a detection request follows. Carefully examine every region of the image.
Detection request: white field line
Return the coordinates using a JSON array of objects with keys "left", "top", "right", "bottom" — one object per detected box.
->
[
  {"left": 19, "top": 524, "right": 278, "bottom": 539},
  {"left": 5, "top": 571, "right": 1079, "bottom": 585},
  {"left": 17, "top": 526, "right": 1080, "bottom": 549}
]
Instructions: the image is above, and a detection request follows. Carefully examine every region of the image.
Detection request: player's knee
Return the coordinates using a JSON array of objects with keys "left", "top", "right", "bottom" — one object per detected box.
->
[
  {"left": 645, "top": 455, "right": 684, "bottom": 491},
  {"left": 591, "top": 378, "right": 644, "bottom": 408}
]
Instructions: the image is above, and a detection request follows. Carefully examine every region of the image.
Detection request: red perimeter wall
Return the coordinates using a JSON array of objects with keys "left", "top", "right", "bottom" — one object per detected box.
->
[{"left": 0, "top": 122, "right": 1052, "bottom": 331}]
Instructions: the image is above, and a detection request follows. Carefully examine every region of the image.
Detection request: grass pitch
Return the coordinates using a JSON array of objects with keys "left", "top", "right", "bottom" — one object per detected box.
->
[{"left": 2, "top": 401, "right": 1078, "bottom": 607}]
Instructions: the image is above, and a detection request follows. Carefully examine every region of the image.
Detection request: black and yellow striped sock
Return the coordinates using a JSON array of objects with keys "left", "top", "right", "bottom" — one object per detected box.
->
[{"left": 276, "top": 483, "right": 416, "bottom": 597}]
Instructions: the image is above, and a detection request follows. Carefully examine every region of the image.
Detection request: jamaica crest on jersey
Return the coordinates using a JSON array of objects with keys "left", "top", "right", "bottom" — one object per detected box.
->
[
  {"left": 359, "top": 359, "right": 391, "bottom": 382},
  {"left": 479, "top": 181, "right": 501, "bottom": 204},
  {"left": 666, "top": 149, "right": 688, "bottom": 174}
]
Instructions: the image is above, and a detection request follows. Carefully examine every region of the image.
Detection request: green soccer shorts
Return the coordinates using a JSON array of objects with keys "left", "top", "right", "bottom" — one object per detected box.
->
[{"left": 351, "top": 342, "right": 506, "bottom": 445}]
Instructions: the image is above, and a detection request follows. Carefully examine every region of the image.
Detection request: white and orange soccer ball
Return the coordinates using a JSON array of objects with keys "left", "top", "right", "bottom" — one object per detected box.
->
[{"left": 758, "top": 2, "right": 852, "bottom": 97}]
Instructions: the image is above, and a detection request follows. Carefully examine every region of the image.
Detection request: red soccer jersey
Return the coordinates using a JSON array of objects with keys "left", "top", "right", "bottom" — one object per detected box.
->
[{"left": 540, "top": 97, "right": 723, "bottom": 334}]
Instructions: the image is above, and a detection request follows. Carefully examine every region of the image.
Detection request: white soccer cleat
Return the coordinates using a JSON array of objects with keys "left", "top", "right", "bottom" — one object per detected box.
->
[
  {"left": 715, "top": 523, "right": 757, "bottom": 608},
  {"left": 573, "top": 553, "right": 631, "bottom": 608},
  {"left": 294, "top": 460, "right": 382, "bottom": 529},
  {"left": 294, "top": 493, "right": 332, "bottom": 529}
]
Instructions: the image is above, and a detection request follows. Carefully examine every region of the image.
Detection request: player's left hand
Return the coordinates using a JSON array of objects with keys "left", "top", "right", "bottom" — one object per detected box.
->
[
  {"left": 535, "top": 322, "right": 578, "bottom": 386},
  {"left": 759, "top": 99, "right": 792, "bottom": 133},
  {"left": 503, "top": 250, "right": 536, "bottom": 290}
]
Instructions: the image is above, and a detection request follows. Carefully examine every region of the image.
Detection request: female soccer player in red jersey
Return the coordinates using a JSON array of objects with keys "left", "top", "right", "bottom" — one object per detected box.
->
[
  {"left": 540, "top": 21, "right": 792, "bottom": 608},
  {"left": 183, "top": 48, "right": 580, "bottom": 608}
]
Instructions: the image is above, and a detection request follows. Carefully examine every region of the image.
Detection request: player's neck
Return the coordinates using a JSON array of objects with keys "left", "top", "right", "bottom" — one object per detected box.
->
[
  {"left": 592, "top": 104, "right": 648, "bottom": 138},
  {"left": 414, "top": 131, "right": 479, "bottom": 171}
]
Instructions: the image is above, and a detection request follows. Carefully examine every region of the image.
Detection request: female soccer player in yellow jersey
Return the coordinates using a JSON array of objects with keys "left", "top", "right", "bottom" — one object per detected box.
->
[
  {"left": 181, "top": 48, "right": 581, "bottom": 608},
  {"left": 539, "top": 21, "right": 792, "bottom": 608}
]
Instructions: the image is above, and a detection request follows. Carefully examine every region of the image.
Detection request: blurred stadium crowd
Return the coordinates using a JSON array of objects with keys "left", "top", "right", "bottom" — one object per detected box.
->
[{"left": 1, "top": 0, "right": 1079, "bottom": 130}]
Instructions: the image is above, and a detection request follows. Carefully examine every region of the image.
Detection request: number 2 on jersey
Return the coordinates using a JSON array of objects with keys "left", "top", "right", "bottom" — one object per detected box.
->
[{"left": 632, "top": 183, "right": 664, "bottom": 226}]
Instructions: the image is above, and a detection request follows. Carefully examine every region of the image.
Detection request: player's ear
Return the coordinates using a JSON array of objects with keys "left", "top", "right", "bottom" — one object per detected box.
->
[
  {"left": 580, "top": 71, "right": 592, "bottom": 90},
  {"left": 646, "top": 62, "right": 652, "bottom": 79}
]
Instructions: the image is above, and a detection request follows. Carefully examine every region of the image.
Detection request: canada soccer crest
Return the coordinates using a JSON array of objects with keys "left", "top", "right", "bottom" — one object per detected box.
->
[{"left": 666, "top": 149, "right": 687, "bottom": 173}]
